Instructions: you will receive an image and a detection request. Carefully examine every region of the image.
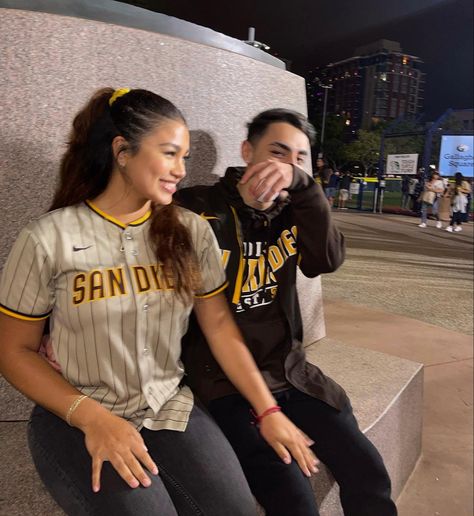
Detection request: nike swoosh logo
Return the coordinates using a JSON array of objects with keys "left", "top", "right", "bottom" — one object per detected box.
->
[
  {"left": 73, "top": 245, "right": 94, "bottom": 252},
  {"left": 200, "top": 212, "right": 219, "bottom": 221}
]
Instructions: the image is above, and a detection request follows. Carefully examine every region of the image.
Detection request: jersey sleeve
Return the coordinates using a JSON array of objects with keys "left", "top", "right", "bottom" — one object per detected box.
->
[
  {"left": 194, "top": 219, "right": 228, "bottom": 299},
  {"left": 0, "top": 227, "right": 55, "bottom": 320}
]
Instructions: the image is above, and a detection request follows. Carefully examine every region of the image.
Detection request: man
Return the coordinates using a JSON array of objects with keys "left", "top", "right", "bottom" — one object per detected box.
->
[
  {"left": 401, "top": 175, "right": 410, "bottom": 210},
  {"left": 177, "top": 109, "right": 397, "bottom": 516},
  {"left": 325, "top": 169, "right": 340, "bottom": 207},
  {"left": 338, "top": 171, "right": 352, "bottom": 209}
]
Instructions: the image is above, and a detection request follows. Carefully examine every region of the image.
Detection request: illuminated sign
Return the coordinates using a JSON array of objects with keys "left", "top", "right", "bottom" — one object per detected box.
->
[
  {"left": 439, "top": 135, "right": 474, "bottom": 177},
  {"left": 386, "top": 154, "right": 418, "bottom": 175}
]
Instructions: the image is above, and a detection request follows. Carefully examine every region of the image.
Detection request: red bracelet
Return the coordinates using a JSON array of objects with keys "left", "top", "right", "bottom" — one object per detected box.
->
[{"left": 252, "top": 405, "right": 282, "bottom": 424}]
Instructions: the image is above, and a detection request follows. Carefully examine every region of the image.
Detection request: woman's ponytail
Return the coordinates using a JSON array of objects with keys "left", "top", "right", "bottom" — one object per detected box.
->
[{"left": 50, "top": 87, "right": 117, "bottom": 210}]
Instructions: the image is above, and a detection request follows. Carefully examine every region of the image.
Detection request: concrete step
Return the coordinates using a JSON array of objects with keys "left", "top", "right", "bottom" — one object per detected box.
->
[{"left": 308, "top": 338, "right": 423, "bottom": 514}]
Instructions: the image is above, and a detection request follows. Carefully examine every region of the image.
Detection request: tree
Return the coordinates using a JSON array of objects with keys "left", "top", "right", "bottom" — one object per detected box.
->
[
  {"left": 309, "top": 114, "right": 347, "bottom": 169},
  {"left": 342, "top": 129, "right": 383, "bottom": 174},
  {"left": 376, "top": 119, "right": 425, "bottom": 156},
  {"left": 320, "top": 115, "right": 347, "bottom": 168}
]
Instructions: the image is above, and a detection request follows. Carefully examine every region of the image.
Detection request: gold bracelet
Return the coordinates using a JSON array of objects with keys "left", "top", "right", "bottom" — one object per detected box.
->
[{"left": 66, "top": 395, "right": 88, "bottom": 426}]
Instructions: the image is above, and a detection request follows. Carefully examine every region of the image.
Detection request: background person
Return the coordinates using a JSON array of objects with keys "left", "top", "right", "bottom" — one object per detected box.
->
[
  {"left": 325, "top": 169, "right": 340, "bottom": 207},
  {"left": 438, "top": 178, "right": 452, "bottom": 225},
  {"left": 445, "top": 172, "right": 472, "bottom": 232},
  {"left": 401, "top": 175, "right": 410, "bottom": 210},
  {"left": 418, "top": 170, "right": 445, "bottom": 228},
  {"left": 0, "top": 88, "right": 316, "bottom": 516},
  {"left": 314, "top": 157, "right": 333, "bottom": 193},
  {"left": 338, "top": 171, "right": 352, "bottom": 209},
  {"left": 412, "top": 171, "right": 424, "bottom": 213},
  {"left": 407, "top": 174, "right": 419, "bottom": 211}
]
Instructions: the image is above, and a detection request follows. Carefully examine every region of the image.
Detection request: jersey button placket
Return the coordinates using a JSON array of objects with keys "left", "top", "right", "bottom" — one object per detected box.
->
[
  {"left": 142, "top": 304, "right": 150, "bottom": 355},
  {"left": 123, "top": 227, "right": 153, "bottom": 406},
  {"left": 139, "top": 258, "right": 154, "bottom": 407},
  {"left": 121, "top": 230, "right": 137, "bottom": 257},
  {"left": 138, "top": 295, "right": 154, "bottom": 407}
]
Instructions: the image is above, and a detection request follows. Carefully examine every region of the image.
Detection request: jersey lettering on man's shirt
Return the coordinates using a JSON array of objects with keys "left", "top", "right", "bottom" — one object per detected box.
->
[{"left": 220, "top": 225, "right": 298, "bottom": 313}]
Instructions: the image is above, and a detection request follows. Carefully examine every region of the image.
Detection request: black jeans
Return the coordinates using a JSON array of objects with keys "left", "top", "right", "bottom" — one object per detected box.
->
[
  {"left": 209, "top": 388, "right": 397, "bottom": 516},
  {"left": 450, "top": 212, "right": 464, "bottom": 225},
  {"left": 28, "top": 404, "right": 257, "bottom": 516}
]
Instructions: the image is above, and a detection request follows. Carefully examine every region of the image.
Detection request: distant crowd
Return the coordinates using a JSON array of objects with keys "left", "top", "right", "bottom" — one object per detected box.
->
[
  {"left": 312, "top": 158, "right": 472, "bottom": 232},
  {"left": 406, "top": 170, "right": 472, "bottom": 232},
  {"left": 313, "top": 158, "right": 353, "bottom": 209}
]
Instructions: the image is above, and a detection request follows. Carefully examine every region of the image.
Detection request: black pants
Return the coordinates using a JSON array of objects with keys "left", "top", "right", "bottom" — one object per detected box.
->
[
  {"left": 450, "top": 212, "right": 464, "bottom": 226},
  {"left": 209, "top": 388, "right": 397, "bottom": 516}
]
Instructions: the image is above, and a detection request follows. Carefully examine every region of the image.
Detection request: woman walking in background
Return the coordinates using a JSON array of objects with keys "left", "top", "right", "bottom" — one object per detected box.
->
[
  {"left": 438, "top": 181, "right": 452, "bottom": 226},
  {"left": 314, "top": 157, "right": 333, "bottom": 193},
  {"left": 445, "top": 172, "right": 472, "bottom": 232},
  {"left": 418, "top": 170, "right": 445, "bottom": 228}
]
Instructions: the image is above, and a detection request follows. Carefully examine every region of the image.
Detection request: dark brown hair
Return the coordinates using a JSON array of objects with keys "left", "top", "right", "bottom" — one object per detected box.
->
[
  {"left": 246, "top": 108, "right": 316, "bottom": 146},
  {"left": 50, "top": 87, "right": 200, "bottom": 302}
]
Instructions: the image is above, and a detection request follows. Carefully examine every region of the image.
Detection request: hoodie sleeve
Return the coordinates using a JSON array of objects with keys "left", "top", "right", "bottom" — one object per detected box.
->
[{"left": 288, "top": 167, "right": 345, "bottom": 277}]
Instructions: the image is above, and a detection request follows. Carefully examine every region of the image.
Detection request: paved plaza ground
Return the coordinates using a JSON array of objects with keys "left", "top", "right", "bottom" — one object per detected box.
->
[
  {"left": 322, "top": 210, "right": 473, "bottom": 516},
  {"left": 324, "top": 211, "right": 473, "bottom": 335}
]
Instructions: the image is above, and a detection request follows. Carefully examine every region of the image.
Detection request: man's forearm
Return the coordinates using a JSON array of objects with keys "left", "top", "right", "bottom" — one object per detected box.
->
[{"left": 289, "top": 172, "right": 345, "bottom": 276}]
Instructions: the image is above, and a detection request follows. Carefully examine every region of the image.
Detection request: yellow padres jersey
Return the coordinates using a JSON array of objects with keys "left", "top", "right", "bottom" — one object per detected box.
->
[{"left": 0, "top": 201, "right": 227, "bottom": 431}]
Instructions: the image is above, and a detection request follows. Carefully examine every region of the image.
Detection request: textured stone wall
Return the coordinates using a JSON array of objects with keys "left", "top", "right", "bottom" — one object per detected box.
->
[{"left": 0, "top": 9, "right": 325, "bottom": 369}]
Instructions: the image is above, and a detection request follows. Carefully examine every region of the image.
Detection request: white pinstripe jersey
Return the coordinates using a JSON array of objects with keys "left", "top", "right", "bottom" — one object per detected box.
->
[{"left": 0, "top": 201, "right": 227, "bottom": 431}]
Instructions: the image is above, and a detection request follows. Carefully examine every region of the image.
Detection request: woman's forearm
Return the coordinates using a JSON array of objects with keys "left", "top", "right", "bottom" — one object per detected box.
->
[
  {"left": 194, "top": 295, "right": 276, "bottom": 414},
  {"left": 207, "top": 323, "right": 276, "bottom": 414},
  {"left": 0, "top": 347, "right": 106, "bottom": 427},
  {"left": 0, "top": 314, "right": 106, "bottom": 429}
]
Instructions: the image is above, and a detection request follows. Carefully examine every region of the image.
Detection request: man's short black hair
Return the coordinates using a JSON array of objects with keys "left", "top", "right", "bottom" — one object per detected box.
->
[{"left": 246, "top": 108, "right": 316, "bottom": 146}]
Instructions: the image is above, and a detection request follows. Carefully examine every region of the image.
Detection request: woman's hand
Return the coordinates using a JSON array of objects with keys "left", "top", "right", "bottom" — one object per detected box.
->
[
  {"left": 74, "top": 403, "right": 159, "bottom": 492},
  {"left": 259, "top": 411, "right": 319, "bottom": 477},
  {"left": 193, "top": 297, "right": 319, "bottom": 477},
  {"left": 0, "top": 314, "right": 157, "bottom": 492}
]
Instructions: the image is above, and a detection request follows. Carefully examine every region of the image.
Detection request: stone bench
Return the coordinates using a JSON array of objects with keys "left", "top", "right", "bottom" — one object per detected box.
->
[{"left": 0, "top": 338, "right": 423, "bottom": 516}]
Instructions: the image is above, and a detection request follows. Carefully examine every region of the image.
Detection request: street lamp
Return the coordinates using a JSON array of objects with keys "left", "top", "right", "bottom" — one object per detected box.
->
[{"left": 314, "top": 78, "right": 333, "bottom": 150}]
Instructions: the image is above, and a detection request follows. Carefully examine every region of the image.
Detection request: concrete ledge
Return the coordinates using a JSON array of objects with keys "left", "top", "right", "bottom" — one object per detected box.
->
[
  {"left": 258, "top": 338, "right": 423, "bottom": 515},
  {"left": 0, "top": 0, "right": 285, "bottom": 68},
  {"left": 0, "top": 339, "right": 422, "bottom": 515}
]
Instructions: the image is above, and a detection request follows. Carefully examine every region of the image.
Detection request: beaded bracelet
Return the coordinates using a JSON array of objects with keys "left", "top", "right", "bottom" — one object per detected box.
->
[
  {"left": 251, "top": 405, "right": 282, "bottom": 425},
  {"left": 66, "top": 394, "right": 88, "bottom": 426}
]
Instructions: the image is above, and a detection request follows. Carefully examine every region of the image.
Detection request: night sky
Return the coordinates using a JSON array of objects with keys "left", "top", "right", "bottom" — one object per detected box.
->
[{"left": 118, "top": 0, "right": 473, "bottom": 119}]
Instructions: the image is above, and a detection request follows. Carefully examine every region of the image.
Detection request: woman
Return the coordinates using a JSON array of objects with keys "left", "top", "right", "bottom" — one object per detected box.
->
[
  {"left": 445, "top": 172, "right": 472, "bottom": 232},
  {"left": 418, "top": 171, "right": 445, "bottom": 228},
  {"left": 325, "top": 169, "right": 340, "bottom": 207},
  {"left": 314, "top": 157, "right": 333, "bottom": 193},
  {"left": 0, "top": 88, "right": 317, "bottom": 515}
]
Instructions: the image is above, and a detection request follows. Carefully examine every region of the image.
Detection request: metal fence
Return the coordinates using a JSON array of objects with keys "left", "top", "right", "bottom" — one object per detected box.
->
[{"left": 337, "top": 177, "right": 473, "bottom": 216}]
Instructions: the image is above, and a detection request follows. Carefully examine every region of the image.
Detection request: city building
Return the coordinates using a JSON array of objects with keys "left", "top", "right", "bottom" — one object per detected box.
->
[
  {"left": 308, "top": 39, "right": 425, "bottom": 137},
  {"left": 451, "top": 109, "right": 474, "bottom": 131}
]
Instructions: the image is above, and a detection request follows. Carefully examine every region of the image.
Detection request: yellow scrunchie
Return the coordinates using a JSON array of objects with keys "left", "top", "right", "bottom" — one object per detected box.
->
[{"left": 109, "top": 88, "right": 131, "bottom": 106}]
